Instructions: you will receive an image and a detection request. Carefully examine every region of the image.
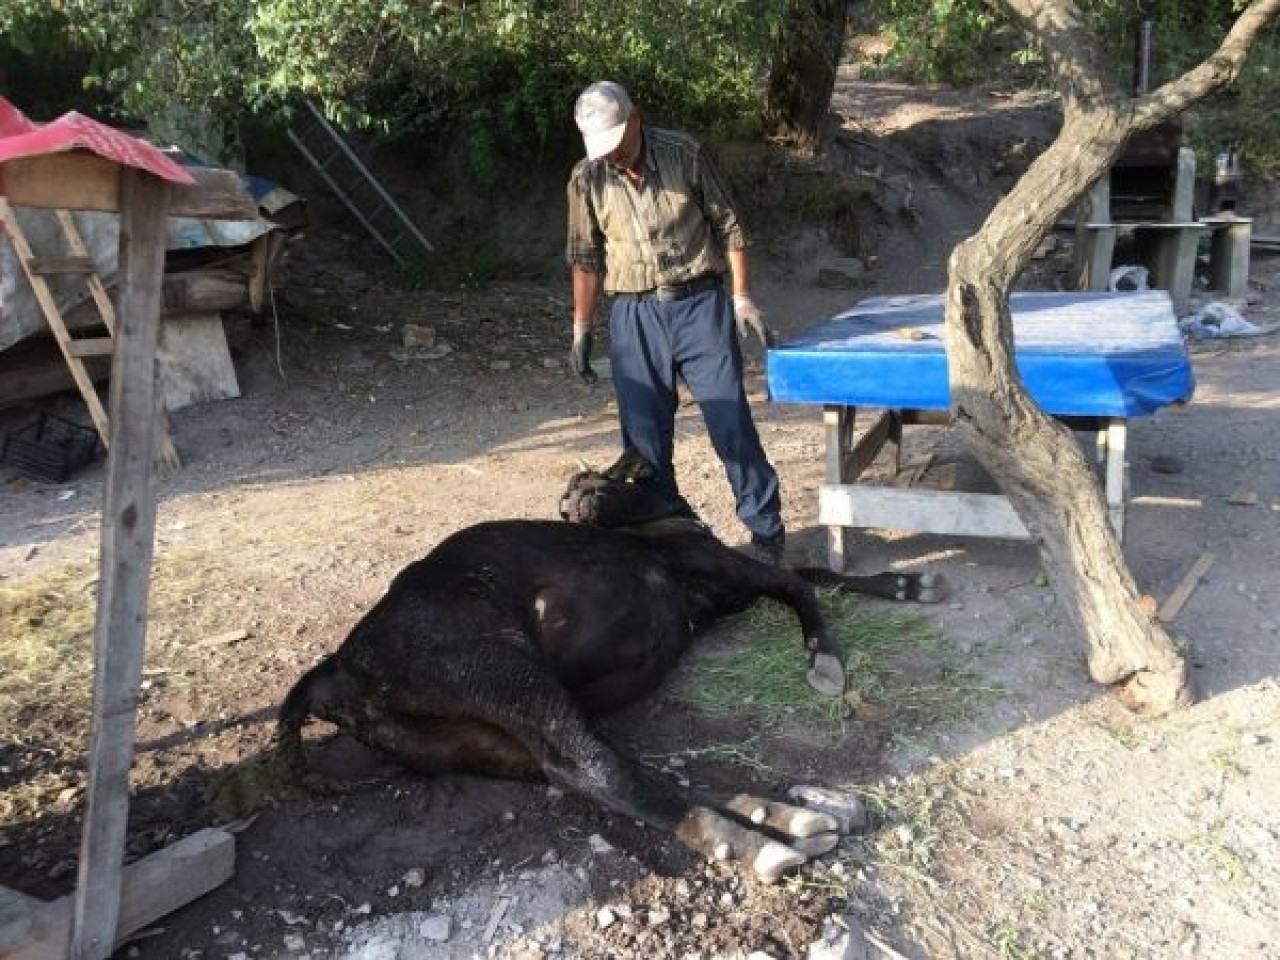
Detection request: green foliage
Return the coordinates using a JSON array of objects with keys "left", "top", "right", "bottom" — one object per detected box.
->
[
  {"left": 1188, "top": 47, "right": 1280, "bottom": 177},
  {"left": 865, "top": 0, "right": 1029, "bottom": 85},
  {"left": 7, "top": 0, "right": 1276, "bottom": 185},
  {"left": 1, "top": 0, "right": 785, "bottom": 177}
]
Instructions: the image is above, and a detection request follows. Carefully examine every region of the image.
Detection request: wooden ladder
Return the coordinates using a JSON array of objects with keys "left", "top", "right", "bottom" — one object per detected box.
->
[
  {"left": 286, "top": 99, "right": 433, "bottom": 266},
  {"left": 0, "top": 198, "right": 180, "bottom": 468}
]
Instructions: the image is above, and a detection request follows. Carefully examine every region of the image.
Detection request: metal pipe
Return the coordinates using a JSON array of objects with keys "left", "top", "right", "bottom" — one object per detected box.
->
[{"left": 1134, "top": 18, "right": 1154, "bottom": 95}]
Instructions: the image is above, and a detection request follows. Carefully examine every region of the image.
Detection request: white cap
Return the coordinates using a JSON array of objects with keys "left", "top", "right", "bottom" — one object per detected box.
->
[{"left": 574, "top": 81, "right": 632, "bottom": 160}]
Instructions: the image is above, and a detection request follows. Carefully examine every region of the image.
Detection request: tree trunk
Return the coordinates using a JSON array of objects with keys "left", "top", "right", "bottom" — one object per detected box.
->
[
  {"left": 766, "top": 0, "right": 849, "bottom": 151},
  {"left": 942, "top": 0, "right": 1280, "bottom": 715}
]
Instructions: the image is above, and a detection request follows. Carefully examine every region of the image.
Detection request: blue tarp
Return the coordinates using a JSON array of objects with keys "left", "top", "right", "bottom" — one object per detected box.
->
[{"left": 767, "top": 291, "right": 1195, "bottom": 418}]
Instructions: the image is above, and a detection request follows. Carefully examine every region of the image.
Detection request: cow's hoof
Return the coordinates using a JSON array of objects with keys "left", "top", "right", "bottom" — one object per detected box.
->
[
  {"left": 806, "top": 652, "right": 846, "bottom": 697},
  {"left": 898, "top": 571, "right": 946, "bottom": 603},
  {"left": 918, "top": 571, "right": 946, "bottom": 602},
  {"left": 752, "top": 841, "right": 807, "bottom": 883},
  {"left": 789, "top": 832, "right": 840, "bottom": 857},
  {"left": 787, "top": 785, "right": 870, "bottom": 834}
]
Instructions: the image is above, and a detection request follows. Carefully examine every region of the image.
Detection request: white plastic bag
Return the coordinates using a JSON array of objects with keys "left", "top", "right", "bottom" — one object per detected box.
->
[
  {"left": 1108, "top": 264, "right": 1150, "bottom": 293},
  {"left": 1178, "top": 301, "right": 1263, "bottom": 339}
]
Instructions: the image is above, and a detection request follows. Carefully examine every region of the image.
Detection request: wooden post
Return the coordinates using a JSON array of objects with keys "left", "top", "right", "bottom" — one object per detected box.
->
[
  {"left": 823, "top": 405, "right": 853, "bottom": 572},
  {"left": 68, "top": 168, "right": 170, "bottom": 960}
]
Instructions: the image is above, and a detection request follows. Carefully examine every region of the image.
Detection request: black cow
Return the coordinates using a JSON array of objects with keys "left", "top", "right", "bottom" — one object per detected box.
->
[{"left": 277, "top": 451, "right": 942, "bottom": 881}]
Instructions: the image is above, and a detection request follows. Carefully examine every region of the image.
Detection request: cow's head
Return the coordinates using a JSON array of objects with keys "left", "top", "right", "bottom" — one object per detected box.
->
[{"left": 560, "top": 449, "right": 700, "bottom": 531}]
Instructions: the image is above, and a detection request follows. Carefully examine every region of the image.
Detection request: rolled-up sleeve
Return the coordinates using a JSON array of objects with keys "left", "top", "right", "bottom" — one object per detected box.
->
[
  {"left": 693, "top": 144, "right": 748, "bottom": 251},
  {"left": 566, "top": 166, "right": 604, "bottom": 273}
]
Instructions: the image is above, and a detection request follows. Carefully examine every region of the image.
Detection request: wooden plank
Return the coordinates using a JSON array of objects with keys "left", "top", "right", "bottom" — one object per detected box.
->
[
  {"left": 2, "top": 828, "right": 235, "bottom": 960},
  {"left": 65, "top": 338, "right": 115, "bottom": 358},
  {"left": 157, "top": 313, "right": 241, "bottom": 411},
  {"left": 170, "top": 166, "right": 258, "bottom": 220},
  {"left": 1157, "top": 552, "right": 1216, "bottom": 623},
  {"left": 1103, "top": 419, "right": 1127, "bottom": 541},
  {"left": 28, "top": 256, "right": 96, "bottom": 275},
  {"left": 1, "top": 153, "right": 121, "bottom": 212},
  {"left": 162, "top": 267, "right": 250, "bottom": 314},
  {"left": 894, "top": 453, "right": 934, "bottom": 488},
  {"left": 820, "top": 483, "right": 1033, "bottom": 540},
  {"left": 68, "top": 169, "right": 171, "bottom": 960},
  {"left": 823, "top": 406, "right": 855, "bottom": 572},
  {"left": 846, "top": 409, "right": 891, "bottom": 479},
  {"left": 0, "top": 336, "right": 111, "bottom": 405},
  {"left": 1, "top": 153, "right": 257, "bottom": 220}
]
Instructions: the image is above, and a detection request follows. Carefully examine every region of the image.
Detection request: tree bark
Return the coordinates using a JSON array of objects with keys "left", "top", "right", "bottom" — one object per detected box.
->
[
  {"left": 944, "top": 0, "right": 1280, "bottom": 714},
  {"left": 766, "top": 0, "right": 849, "bottom": 151}
]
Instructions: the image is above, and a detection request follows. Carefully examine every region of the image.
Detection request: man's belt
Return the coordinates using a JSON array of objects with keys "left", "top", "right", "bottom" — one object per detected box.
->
[{"left": 621, "top": 273, "right": 722, "bottom": 303}]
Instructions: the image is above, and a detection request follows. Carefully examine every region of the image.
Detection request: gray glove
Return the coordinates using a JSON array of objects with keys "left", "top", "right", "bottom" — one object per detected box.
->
[
  {"left": 732, "top": 293, "right": 776, "bottom": 348},
  {"left": 570, "top": 327, "right": 598, "bottom": 385}
]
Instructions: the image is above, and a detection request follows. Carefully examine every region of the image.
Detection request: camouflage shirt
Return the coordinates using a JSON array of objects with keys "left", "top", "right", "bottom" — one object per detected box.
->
[{"left": 565, "top": 125, "right": 747, "bottom": 294}]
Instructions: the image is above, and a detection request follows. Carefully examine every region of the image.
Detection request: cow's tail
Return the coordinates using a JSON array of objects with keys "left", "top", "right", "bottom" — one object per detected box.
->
[{"left": 275, "top": 655, "right": 338, "bottom": 777}]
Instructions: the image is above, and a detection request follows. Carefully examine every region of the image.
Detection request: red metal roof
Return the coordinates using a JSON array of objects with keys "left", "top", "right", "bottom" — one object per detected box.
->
[{"left": 0, "top": 96, "right": 195, "bottom": 185}]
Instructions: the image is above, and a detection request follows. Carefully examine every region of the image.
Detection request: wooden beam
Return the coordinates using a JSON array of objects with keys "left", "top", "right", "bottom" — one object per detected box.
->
[
  {"left": 171, "top": 166, "right": 259, "bottom": 220},
  {"left": 0, "top": 153, "right": 120, "bottom": 213},
  {"left": 0, "top": 333, "right": 111, "bottom": 404},
  {"left": 846, "top": 409, "right": 893, "bottom": 479},
  {"left": 1, "top": 153, "right": 257, "bottom": 220},
  {"left": 1, "top": 828, "right": 235, "bottom": 960},
  {"left": 820, "top": 483, "right": 1033, "bottom": 540},
  {"left": 1157, "top": 552, "right": 1216, "bottom": 623},
  {"left": 163, "top": 267, "right": 250, "bottom": 314},
  {"left": 68, "top": 169, "right": 170, "bottom": 960}
]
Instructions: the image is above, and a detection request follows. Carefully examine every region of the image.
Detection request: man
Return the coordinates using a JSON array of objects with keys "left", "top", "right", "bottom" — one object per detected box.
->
[{"left": 565, "top": 80, "right": 785, "bottom": 564}]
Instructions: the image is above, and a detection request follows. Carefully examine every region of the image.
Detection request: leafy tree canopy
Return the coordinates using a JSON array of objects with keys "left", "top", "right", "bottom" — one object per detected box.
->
[
  {"left": 0, "top": 0, "right": 786, "bottom": 166},
  {"left": 1, "top": 1, "right": 1275, "bottom": 173}
]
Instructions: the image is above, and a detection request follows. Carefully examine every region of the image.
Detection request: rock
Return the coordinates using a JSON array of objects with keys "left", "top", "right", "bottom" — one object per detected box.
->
[
  {"left": 588, "top": 833, "right": 615, "bottom": 855},
  {"left": 402, "top": 867, "right": 426, "bottom": 888},
  {"left": 596, "top": 907, "right": 617, "bottom": 929},
  {"left": 421, "top": 914, "right": 452, "bottom": 942},
  {"left": 816, "top": 258, "right": 868, "bottom": 289},
  {"left": 806, "top": 916, "right": 874, "bottom": 960},
  {"left": 282, "top": 931, "right": 307, "bottom": 952},
  {"left": 402, "top": 324, "right": 436, "bottom": 348}
]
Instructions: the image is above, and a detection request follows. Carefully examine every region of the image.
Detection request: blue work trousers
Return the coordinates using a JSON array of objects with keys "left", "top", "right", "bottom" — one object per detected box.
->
[{"left": 608, "top": 284, "right": 782, "bottom": 540}]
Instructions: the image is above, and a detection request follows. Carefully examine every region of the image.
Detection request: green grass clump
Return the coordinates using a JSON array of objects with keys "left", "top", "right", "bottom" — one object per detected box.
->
[{"left": 673, "top": 587, "right": 998, "bottom": 736}]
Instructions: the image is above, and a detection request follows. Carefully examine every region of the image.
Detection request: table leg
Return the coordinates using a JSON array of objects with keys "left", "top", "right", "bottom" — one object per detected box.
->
[
  {"left": 1104, "top": 418, "right": 1127, "bottom": 541},
  {"left": 824, "top": 405, "right": 854, "bottom": 572}
]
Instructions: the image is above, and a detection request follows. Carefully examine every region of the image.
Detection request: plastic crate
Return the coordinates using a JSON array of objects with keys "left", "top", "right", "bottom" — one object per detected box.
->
[{"left": 1, "top": 412, "right": 102, "bottom": 483}]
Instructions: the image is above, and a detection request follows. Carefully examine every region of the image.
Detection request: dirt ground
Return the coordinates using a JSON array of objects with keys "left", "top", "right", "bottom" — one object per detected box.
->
[{"left": 3, "top": 80, "right": 1280, "bottom": 960}]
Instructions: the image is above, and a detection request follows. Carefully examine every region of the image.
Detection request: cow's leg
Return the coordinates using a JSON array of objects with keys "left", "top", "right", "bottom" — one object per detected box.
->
[
  {"left": 701, "top": 558, "right": 850, "bottom": 697},
  {"left": 796, "top": 565, "right": 946, "bottom": 604},
  {"left": 377, "top": 643, "right": 834, "bottom": 882},
  {"left": 361, "top": 714, "right": 541, "bottom": 780}
]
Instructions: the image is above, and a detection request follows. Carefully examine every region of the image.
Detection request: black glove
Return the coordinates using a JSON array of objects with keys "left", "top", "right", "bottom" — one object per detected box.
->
[{"left": 570, "top": 327, "right": 598, "bottom": 385}]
